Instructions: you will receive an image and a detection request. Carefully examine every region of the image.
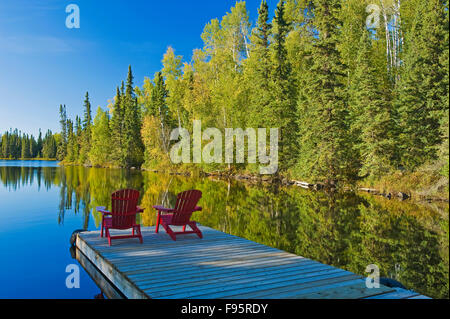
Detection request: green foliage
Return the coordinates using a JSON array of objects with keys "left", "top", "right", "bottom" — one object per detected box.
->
[
  {"left": 52, "top": 0, "right": 448, "bottom": 189},
  {"left": 348, "top": 29, "right": 394, "bottom": 178},
  {"left": 121, "top": 66, "right": 144, "bottom": 167},
  {"left": 41, "top": 129, "right": 57, "bottom": 159},
  {"left": 395, "top": 0, "right": 449, "bottom": 171},
  {"left": 244, "top": 0, "right": 272, "bottom": 129},
  {"left": 296, "top": 0, "right": 358, "bottom": 184},
  {"left": 89, "top": 107, "right": 112, "bottom": 167},
  {"left": 109, "top": 86, "right": 125, "bottom": 166},
  {"left": 268, "top": 0, "right": 298, "bottom": 172},
  {"left": 57, "top": 104, "right": 68, "bottom": 161},
  {"left": 0, "top": 129, "right": 55, "bottom": 159},
  {"left": 161, "top": 47, "right": 186, "bottom": 128},
  {"left": 79, "top": 92, "right": 93, "bottom": 164}
]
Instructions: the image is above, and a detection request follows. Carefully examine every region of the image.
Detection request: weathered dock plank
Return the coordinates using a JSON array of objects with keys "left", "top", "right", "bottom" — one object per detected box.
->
[
  {"left": 364, "top": 288, "right": 424, "bottom": 299},
  {"left": 76, "top": 225, "right": 428, "bottom": 299}
]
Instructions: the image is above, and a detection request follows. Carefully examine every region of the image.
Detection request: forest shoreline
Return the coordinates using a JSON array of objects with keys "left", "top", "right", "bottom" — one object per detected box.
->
[
  {"left": 57, "top": 161, "right": 450, "bottom": 203},
  {"left": 2, "top": 1, "right": 448, "bottom": 207}
]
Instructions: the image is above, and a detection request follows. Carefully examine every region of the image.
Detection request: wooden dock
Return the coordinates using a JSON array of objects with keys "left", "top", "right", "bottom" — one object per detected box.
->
[{"left": 75, "top": 225, "right": 429, "bottom": 299}]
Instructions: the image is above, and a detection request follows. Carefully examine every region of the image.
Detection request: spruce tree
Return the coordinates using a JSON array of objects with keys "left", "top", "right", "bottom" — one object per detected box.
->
[
  {"left": 122, "top": 66, "right": 144, "bottom": 167},
  {"left": 268, "top": 0, "right": 298, "bottom": 173},
  {"left": 57, "top": 104, "right": 68, "bottom": 160},
  {"left": 296, "top": 0, "right": 357, "bottom": 184},
  {"left": 37, "top": 130, "right": 43, "bottom": 158},
  {"left": 66, "top": 119, "right": 76, "bottom": 163},
  {"left": 80, "top": 92, "right": 93, "bottom": 164},
  {"left": 75, "top": 116, "right": 82, "bottom": 137},
  {"left": 245, "top": 0, "right": 272, "bottom": 129},
  {"left": 151, "top": 72, "right": 171, "bottom": 154},
  {"left": 110, "top": 86, "right": 124, "bottom": 166},
  {"left": 82, "top": 92, "right": 92, "bottom": 130},
  {"left": 21, "top": 135, "right": 30, "bottom": 159},
  {"left": 74, "top": 116, "right": 82, "bottom": 162},
  {"left": 29, "top": 135, "right": 37, "bottom": 158},
  {"left": 349, "top": 29, "right": 394, "bottom": 179},
  {"left": 42, "top": 130, "right": 57, "bottom": 159},
  {"left": 0, "top": 133, "right": 6, "bottom": 158},
  {"left": 395, "top": 0, "right": 448, "bottom": 170},
  {"left": 438, "top": 0, "right": 449, "bottom": 176}
]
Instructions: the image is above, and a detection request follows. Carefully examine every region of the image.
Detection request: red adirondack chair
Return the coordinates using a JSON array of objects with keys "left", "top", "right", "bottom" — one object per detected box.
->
[
  {"left": 96, "top": 189, "right": 144, "bottom": 246},
  {"left": 153, "top": 190, "right": 203, "bottom": 241}
]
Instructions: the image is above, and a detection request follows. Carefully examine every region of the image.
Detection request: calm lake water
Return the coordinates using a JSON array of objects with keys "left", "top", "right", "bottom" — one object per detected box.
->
[{"left": 0, "top": 160, "right": 448, "bottom": 299}]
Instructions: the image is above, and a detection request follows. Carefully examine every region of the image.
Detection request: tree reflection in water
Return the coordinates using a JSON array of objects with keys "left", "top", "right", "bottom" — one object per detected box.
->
[{"left": 1, "top": 165, "right": 448, "bottom": 298}]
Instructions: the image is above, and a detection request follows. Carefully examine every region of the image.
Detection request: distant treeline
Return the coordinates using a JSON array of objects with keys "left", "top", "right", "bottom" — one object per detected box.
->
[
  {"left": 0, "top": 129, "right": 58, "bottom": 159},
  {"left": 56, "top": 0, "right": 449, "bottom": 186}
]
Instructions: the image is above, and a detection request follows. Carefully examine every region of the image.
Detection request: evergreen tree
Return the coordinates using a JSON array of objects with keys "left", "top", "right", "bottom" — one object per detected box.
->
[
  {"left": 74, "top": 116, "right": 82, "bottom": 162},
  {"left": 75, "top": 116, "right": 82, "bottom": 136},
  {"left": 21, "top": 134, "right": 30, "bottom": 158},
  {"left": 338, "top": 0, "right": 369, "bottom": 82},
  {"left": 79, "top": 92, "right": 93, "bottom": 164},
  {"left": 151, "top": 72, "right": 171, "bottom": 154},
  {"left": 244, "top": 0, "right": 272, "bottom": 128},
  {"left": 37, "top": 129, "right": 43, "bottom": 158},
  {"left": 349, "top": 29, "right": 394, "bottom": 178},
  {"left": 395, "top": 0, "right": 448, "bottom": 170},
  {"left": 66, "top": 119, "right": 77, "bottom": 163},
  {"left": 110, "top": 86, "right": 124, "bottom": 166},
  {"left": 268, "top": 0, "right": 298, "bottom": 173},
  {"left": 82, "top": 92, "right": 92, "bottom": 130},
  {"left": 122, "top": 66, "right": 144, "bottom": 167},
  {"left": 29, "top": 135, "right": 37, "bottom": 158},
  {"left": 42, "top": 130, "right": 57, "bottom": 159},
  {"left": 438, "top": 0, "right": 449, "bottom": 177},
  {"left": 296, "top": 0, "right": 357, "bottom": 184},
  {"left": 1, "top": 132, "right": 9, "bottom": 158},
  {"left": 57, "top": 104, "right": 68, "bottom": 160}
]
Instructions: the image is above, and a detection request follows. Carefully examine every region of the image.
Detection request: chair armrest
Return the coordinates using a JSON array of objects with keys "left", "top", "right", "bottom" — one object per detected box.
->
[
  {"left": 96, "top": 206, "right": 112, "bottom": 215},
  {"left": 194, "top": 206, "right": 202, "bottom": 212},
  {"left": 153, "top": 205, "right": 175, "bottom": 213}
]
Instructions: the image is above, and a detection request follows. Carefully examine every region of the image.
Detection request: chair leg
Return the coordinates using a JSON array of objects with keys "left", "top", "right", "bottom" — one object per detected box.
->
[
  {"left": 155, "top": 212, "right": 161, "bottom": 233},
  {"left": 138, "top": 232, "right": 143, "bottom": 244},
  {"left": 162, "top": 223, "right": 177, "bottom": 241},
  {"left": 135, "top": 225, "right": 143, "bottom": 244},
  {"left": 189, "top": 222, "right": 203, "bottom": 239},
  {"left": 106, "top": 228, "right": 112, "bottom": 246},
  {"left": 100, "top": 218, "right": 104, "bottom": 238}
]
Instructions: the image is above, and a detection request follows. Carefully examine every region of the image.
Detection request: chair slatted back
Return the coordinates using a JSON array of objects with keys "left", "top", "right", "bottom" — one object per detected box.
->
[
  {"left": 111, "top": 189, "right": 140, "bottom": 229},
  {"left": 171, "top": 190, "right": 202, "bottom": 225}
]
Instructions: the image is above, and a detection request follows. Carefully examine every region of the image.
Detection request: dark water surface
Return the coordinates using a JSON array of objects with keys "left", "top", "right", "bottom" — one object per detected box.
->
[{"left": 0, "top": 160, "right": 448, "bottom": 299}]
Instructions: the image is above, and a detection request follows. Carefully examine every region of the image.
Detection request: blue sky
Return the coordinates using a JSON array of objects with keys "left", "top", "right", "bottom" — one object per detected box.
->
[{"left": 0, "top": 0, "right": 278, "bottom": 137}]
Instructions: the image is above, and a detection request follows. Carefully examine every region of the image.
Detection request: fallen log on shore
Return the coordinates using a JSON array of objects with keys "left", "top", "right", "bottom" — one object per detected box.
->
[{"left": 292, "top": 180, "right": 313, "bottom": 189}]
